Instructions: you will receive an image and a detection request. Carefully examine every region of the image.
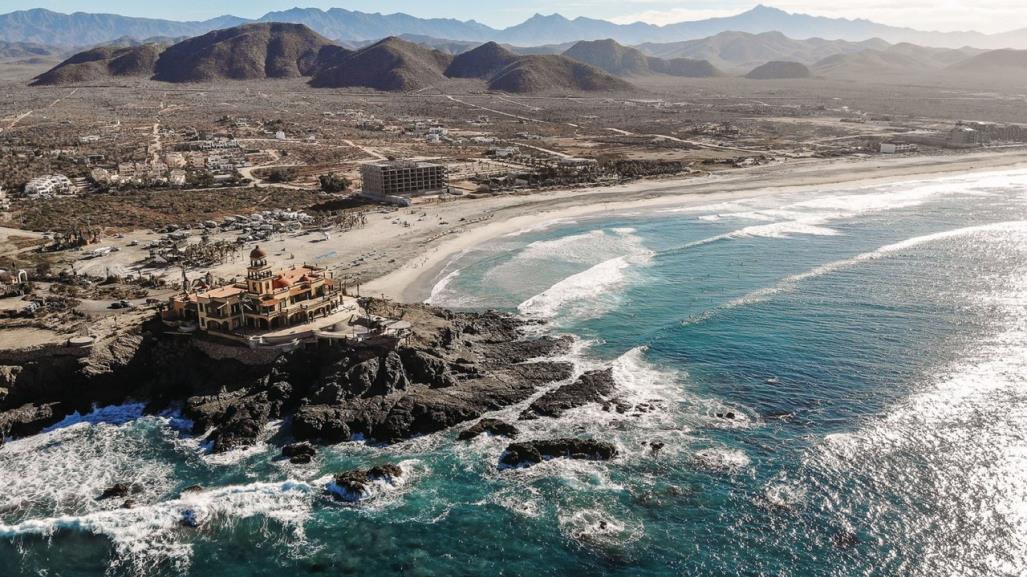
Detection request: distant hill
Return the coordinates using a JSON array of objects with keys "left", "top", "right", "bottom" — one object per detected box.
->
[
  {"left": 309, "top": 37, "right": 631, "bottom": 94},
  {"left": 563, "top": 38, "right": 720, "bottom": 78},
  {"left": 745, "top": 60, "right": 810, "bottom": 79},
  {"left": 648, "top": 58, "right": 720, "bottom": 78},
  {"left": 488, "top": 54, "right": 633, "bottom": 93},
  {"left": 948, "top": 49, "right": 1027, "bottom": 75},
  {"left": 31, "top": 44, "right": 161, "bottom": 85},
  {"left": 811, "top": 44, "right": 980, "bottom": 79},
  {"left": 256, "top": 7, "right": 494, "bottom": 44},
  {"left": 3, "top": 6, "right": 1027, "bottom": 51},
  {"left": 310, "top": 36, "right": 452, "bottom": 91},
  {"left": 0, "top": 8, "right": 246, "bottom": 47},
  {"left": 637, "top": 31, "right": 886, "bottom": 74},
  {"left": 563, "top": 39, "right": 651, "bottom": 76},
  {"left": 445, "top": 41, "right": 520, "bottom": 78},
  {"left": 153, "top": 23, "right": 338, "bottom": 82},
  {"left": 0, "top": 40, "right": 58, "bottom": 59}
]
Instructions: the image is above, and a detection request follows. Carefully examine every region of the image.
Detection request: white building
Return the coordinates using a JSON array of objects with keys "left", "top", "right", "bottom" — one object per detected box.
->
[
  {"left": 880, "top": 142, "right": 919, "bottom": 154},
  {"left": 169, "top": 170, "right": 187, "bottom": 187},
  {"left": 90, "top": 167, "right": 112, "bottom": 184},
  {"left": 23, "top": 174, "right": 74, "bottom": 197},
  {"left": 165, "top": 152, "right": 187, "bottom": 168}
]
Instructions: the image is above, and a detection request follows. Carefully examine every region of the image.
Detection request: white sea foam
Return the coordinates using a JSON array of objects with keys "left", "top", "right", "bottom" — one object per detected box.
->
[
  {"left": 0, "top": 408, "right": 179, "bottom": 530},
  {"left": 683, "top": 220, "right": 1027, "bottom": 325},
  {"left": 692, "top": 448, "right": 751, "bottom": 473},
  {"left": 0, "top": 480, "right": 316, "bottom": 574},
  {"left": 677, "top": 173, "right": 1020, "bottom": 253},
  {"left": 427, "top": 269, "right": 460, "bottom": 304},
  {"left": 804, "top": 257, "right": 1027, "bottom": 576},
  {"left": 762, "top": 482, "right": 806, "bottom": 511},
  {"left": 557, "top": 508, "right": 645, "bottom": 549},
  {"left": 517, "top": 255, "right": 638, "bottom": 320},
  {"left": 503, "top": 218, "right": 579, "bottom": 238},
  {"left": 43, "top": 402, "right": 148, "bottom": 432}
]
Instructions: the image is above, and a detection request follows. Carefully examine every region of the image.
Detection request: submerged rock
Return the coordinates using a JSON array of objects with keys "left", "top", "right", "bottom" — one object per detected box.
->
[
  {"left": 457, "top": 418, "right": 519, "bottom": 441},
  {"left": 833, "top": 530, "right": 859, "bottom": 550},
  {"left": 180, "top": 508, "right": 207, "bottom": 528},
  {"left": 520, "top": 369, "right": 616, "bottom": 420},
  {"left": 97, "top": 482, "right": 138, "bottom": 501},
  {"left": 499, "top": 438, "right": 618, "bottom": 468},
  {"left": 327, "top": 464, "right": 404, "bottom": 502},
  {"left": 281, "top": 442, "right": 317, "bottom": 464}
]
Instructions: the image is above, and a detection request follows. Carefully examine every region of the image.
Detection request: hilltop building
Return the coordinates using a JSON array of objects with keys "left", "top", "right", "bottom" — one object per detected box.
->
[
  {"left": 360, "top": 160, "right": 448, "bottom": 201},
  {"left": 23, "top": 174, "right": 73, "bottom": 197},
  {"left": 165, "top": 246, "right": 342, "bottom": 333}
]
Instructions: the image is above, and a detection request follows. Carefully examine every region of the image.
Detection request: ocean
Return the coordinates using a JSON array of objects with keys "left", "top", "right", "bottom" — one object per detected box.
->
[{"left": 2, "top": 168, "right": 1027, "bottom": 576}]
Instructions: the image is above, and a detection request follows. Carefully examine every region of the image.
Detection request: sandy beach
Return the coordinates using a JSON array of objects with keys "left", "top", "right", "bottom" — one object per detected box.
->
[
  {"left": 360, "top": 149, "right": 1027, "bottom": 302},
  {"left": 56, "top": 148, "right": 1027, "bottom": 308}
]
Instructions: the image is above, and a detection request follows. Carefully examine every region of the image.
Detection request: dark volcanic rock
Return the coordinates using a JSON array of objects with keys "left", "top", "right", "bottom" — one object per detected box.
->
[
  {"left": 499, "top": 439, "right": 618, "bottom": 468},
  {"left": 281, "top": 442, "right": 317, "bottom": 464},
  {"left": 457, "top": 418, "right": 519, "bottom": 441},
  {"left": 291, "top": 405, "right": 352, "bottom": 444},
  {"left": 520, "top": 368, "right": 616, "bottom": 420},
  {"left": 483, "top": 336, "right": 573, "bottom": 364},
  {"left": 375, "top": 391, "right": 483, "bottom": 442},
  {"left": 327, "top": 464, "right": 403, "bottom": 502},
  {"left": 399, "top": 348, "right": 457, "bottom": 388},
  {"left": 0, "top": 300, "right": 581, "bottom": 452},
  {"left": 0, "top": 402, "right": 64, "bottom": 439},
  {"left": 185, "top": 380, "right": 293, "bottom": 453},
  {"left": 97, "top": 482, "right": 137, "bottom": 500}
]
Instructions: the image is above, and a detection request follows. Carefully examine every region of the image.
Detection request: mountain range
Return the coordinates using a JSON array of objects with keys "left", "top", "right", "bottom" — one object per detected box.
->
[
  {"left": 33, "top": 25, "right": 635, "bottom": 94},
  {"left": 3, "top": 5, "right": 1027, "bottom": 50}
]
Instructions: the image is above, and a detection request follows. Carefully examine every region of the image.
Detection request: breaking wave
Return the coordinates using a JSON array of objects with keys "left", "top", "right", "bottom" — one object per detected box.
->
[{"left": 683, "top": 220, "right": 1027, "bottom": 326}]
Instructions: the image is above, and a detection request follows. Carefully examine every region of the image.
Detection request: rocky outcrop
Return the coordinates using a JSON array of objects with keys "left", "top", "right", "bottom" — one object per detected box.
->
[
  {"left": 0, "top": 401, "right": 63, "bottom": 440},
  {"left": 399, "top": 349, "right": 456, "bottom": 388},
  {"left": 499, "top": 439, "right": 618, "bottom": 468},
  {"left": 520, "top": 368, "right": 616, "bottom": 420},
  {"left": 281, "top": 442, "right": 317, "bottom": 464},
  {"left": 457, "top": 418, "right": 519, "bottom": 441},
  {"left": 327, "top": 464, "right": 403, "bottom": 502},
  {"left": 0, "top": 300, "right": 578, "bottom": 455}
]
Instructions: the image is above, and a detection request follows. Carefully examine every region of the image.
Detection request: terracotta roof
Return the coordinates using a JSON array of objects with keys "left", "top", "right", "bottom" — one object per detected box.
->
[
  {"left": 201, "top": 285, "right": 246, "bottom": 299},
  {"left": 273, "top": 266, "right": 320, "bottom": 288}
]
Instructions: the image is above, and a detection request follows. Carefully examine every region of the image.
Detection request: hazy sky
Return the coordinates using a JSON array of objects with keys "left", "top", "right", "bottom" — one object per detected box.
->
[{"left": 4, "top": 1, "right": 1022, "bottom": 34}]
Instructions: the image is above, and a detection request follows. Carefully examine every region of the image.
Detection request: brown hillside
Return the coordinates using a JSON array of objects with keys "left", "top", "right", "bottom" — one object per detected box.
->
[
  {"left": 564, "top": 38, "right": 719, "bottom": 78},
  {"left": 445, "top": 41, "right": 519, "bottom": 78},
  {"left": 31, "top": 44, "right": 161, "bottom": 85},
  {"left": 563, "top": 39, "right": 650, "bottom": 76},
  {"left": 948, "top": 49, "right": 1027, "bottom": 73},
  {"left": 154, "top": 22, "right": 337, "bottom": 82},
  {"left": 488, "top": 54, "right": 634, "bottom": 93},
  {"left": 648, "top": 57, "right": 720, "bottom": 77},
  {"left": 310, "top": 36, "right": 453, "bottom": 91},
  {"left": 745, "top": 60, "right": 811, "bottom": 79}
]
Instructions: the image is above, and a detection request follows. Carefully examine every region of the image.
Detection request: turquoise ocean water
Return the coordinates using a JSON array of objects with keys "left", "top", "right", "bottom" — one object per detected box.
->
[{"left": 2, "top": 168, "right": 1027, "bottom": 576}]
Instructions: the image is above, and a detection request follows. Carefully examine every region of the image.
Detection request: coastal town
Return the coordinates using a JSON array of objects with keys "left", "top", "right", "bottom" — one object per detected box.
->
[
  {"left": 3, "top": 68, "right": 1027, "bottom": 355},
  {"left": 1, "top": 3, "right": 1027, "bottom": 576}
]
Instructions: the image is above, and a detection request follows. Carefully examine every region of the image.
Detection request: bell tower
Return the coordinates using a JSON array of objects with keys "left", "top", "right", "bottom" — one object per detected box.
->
[{"left": 246, "top": 246, "right": 273, "bottom": 295}]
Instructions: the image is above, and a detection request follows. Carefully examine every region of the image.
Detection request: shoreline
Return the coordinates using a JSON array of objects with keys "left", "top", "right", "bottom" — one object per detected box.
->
[{"left": 361, "top": 148, "right": 1027, "bottom": 303}]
